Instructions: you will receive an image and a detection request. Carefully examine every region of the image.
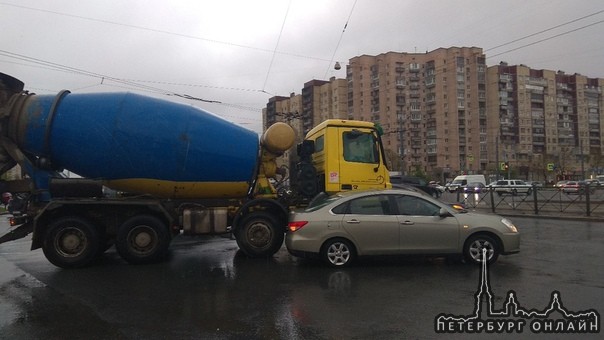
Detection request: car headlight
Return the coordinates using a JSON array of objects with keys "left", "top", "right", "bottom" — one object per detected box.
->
[{"left": 501, "top": 218, "right": 518, "bottom": 233}]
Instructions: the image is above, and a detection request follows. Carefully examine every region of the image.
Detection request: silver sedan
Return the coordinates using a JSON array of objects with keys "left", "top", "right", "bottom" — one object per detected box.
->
[{"left": 286, "top": 189, "right": 520, "bottom": 267}]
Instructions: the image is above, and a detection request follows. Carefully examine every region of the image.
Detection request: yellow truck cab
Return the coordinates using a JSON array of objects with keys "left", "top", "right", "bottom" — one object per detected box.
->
[{"left": 305, "top": 119, "right": 391, "bottom": 194}]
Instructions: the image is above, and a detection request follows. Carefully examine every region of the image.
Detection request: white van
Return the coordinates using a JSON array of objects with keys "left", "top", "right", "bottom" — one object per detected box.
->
[{"left": 446, "top": 175, "right": 486, "bottom": 192}]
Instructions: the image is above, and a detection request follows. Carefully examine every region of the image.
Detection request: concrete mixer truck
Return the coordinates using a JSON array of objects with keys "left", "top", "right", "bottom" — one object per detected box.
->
[{"left": 0, "top": 72, "right": 391, "bottom": 268}]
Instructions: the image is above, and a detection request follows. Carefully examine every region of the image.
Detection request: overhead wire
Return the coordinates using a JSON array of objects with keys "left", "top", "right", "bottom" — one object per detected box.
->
[
  {"left": 2, "top": 3, "right": 603, "bottom": 119},
  {"left": 262, "top": 0, "right": 292, "bottom": 92},
  {"left": 488, "top": 19, "right": 604, "bottom": 59},
  {"left": 0, "top": 49, "right": 267, "bottom": 119},
  {"left": 4, "top": 1, "right": 601, "bottom": 88},
  {"left": 323, "top": 0, "right": 358, "bottom": 79},
  {"left": 485, "top": 9, "right": 604, "bottom": 52},
  {"left": 0, "top": 49, "right": 224, "bottom": 103},
  {"left": 0, "top": 2, "right": 331, "bottom": 63}
]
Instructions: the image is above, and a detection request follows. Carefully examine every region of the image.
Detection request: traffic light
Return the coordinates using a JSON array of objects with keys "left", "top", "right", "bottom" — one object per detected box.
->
[{"left": 504, "top": 162, "right": 509, "bottom": 171}]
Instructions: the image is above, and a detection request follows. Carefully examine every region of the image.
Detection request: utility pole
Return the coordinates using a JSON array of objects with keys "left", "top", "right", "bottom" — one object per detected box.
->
[
  {"left": 580, "top": 140, "right": 585, "bottom": 179},
  {"left": 398, "top": 117, "right": 405, "bottom": 175},
  {"left": 495, "top": 136, "right": 500, "bottom": 180}
]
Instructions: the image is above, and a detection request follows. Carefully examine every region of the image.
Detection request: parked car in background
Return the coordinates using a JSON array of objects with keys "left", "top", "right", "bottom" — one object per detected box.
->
[
  {"left": 389, "top": 175, "right": 441, "bottom": 198},
  {"left": 487, "top": 181, "right": 499, "bottom": 189},
  {"left": 525, "top": 181, "right": 543, "bottom": 187},
  {"left": 463, "top": 182, "right": 486, "bottom": 193},
  {"left": 429, "top": 181, "right": 446, "bottom": 193},
  {"left": 554, "top": 180, "right": 569, "bottom": 188},
  {"left": 492, "top": 179, "right": 533, "bottom": 196},
  {"left": 286, "top": 189, "right": 520, "bottom": 267},
  {"left": 562, "top": 181, "right": 596, "bottom": 194},
  {"left": 583, "top": 179, "right": 601, "bottom": 187},
  {"left": 446, "top": 175, "right": 486, "bottom": 192}
]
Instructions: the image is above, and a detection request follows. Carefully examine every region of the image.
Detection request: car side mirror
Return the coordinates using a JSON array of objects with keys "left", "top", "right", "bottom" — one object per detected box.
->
[{"left": 439, "top": 207, "right": 452, "bottom": 218}]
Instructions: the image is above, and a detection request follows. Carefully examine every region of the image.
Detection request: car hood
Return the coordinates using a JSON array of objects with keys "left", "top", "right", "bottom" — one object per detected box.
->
[{"left": 452, "top": 211, "right": 506, "bottom": 227}]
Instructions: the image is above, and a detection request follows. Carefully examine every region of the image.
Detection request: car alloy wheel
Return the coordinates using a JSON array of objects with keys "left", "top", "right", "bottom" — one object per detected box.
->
[
  {"left": 322, "top": 239, "right": 355, "bottom": 267},
  {"left": 464, "top": 234, "right": 500, "bottom": 264}
]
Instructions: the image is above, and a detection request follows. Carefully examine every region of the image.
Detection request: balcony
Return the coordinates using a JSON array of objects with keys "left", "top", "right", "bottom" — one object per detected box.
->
[
  {"left": 528, "top": 77, "right": 547, "bottom": 87},
  {"left": 584, "top": 86, "right": 601, "bottom": 94}
]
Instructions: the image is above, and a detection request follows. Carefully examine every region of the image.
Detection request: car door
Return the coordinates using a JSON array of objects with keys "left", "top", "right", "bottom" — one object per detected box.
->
[
  {"left": 393, "top": 194, "right": 460, "bottom": 253},
  {"left": 339, "top": 194, "right": 400, "bottom": 255}
]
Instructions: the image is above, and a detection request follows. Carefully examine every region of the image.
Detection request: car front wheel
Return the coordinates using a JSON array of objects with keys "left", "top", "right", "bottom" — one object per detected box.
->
[
  {"left": 321, "top": 238, "right": 355, "bottom": 267},
  {"left": 463, "top": 234, "right": 500, "bottom": 265}
]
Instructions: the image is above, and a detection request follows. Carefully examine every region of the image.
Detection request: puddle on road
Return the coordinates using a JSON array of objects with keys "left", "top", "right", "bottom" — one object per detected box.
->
[{"left": 0, "top": 257, "right": 45, "bottom": 328}]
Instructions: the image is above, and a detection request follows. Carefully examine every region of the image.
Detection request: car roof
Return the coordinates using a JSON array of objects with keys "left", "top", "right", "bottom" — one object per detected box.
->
[{"left": 330, "top": 188, "right": 424, "bottom": 200}]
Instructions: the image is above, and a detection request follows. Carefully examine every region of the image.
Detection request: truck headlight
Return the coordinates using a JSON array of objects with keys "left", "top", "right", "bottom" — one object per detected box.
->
[{"left": 501, "top": 218, "right": 518, "bottom": 233}]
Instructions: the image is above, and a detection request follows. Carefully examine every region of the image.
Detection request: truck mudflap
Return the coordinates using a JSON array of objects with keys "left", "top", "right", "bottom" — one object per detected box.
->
[{"left": 0, "top": 220, "right": 33, "bottom": 245}]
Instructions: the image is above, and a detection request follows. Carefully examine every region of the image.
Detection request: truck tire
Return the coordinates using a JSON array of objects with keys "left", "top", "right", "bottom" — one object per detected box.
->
[
  {"left": 116, "top": 215, "right": 170, "bottom": 265},
  {"left": 42, "top": 216, "right": 100, "bottom": 268},
  {"left": 235, "top": 212, "right": 284, "bottom": 257}
]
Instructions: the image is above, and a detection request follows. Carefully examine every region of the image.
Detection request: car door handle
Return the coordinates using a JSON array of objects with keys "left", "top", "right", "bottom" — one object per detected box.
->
[
  {"left": 400, "top": 220, "right": 414, "bottom": 225},
  {"left": 346, "top": 219, "right": 361, "bottom": 224}
]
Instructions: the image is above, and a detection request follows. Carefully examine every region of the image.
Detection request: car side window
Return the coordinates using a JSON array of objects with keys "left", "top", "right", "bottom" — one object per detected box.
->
[
  {"left": 395, "top": 195, "right": 440, "bottom": 216},
  {"left": 346, "top": 195, "right": 390, "bottom": 215},
  {"left": 331, "top": 202, "right": 348, "bottom": 215}
]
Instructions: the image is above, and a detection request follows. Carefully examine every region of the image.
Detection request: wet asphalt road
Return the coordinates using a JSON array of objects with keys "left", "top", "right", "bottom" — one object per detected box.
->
[{"left": 0, "top": 215, "right": 603, "bottom": 339}]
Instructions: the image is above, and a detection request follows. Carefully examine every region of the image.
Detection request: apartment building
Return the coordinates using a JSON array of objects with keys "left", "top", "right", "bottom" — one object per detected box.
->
[
  {"left": 264, "top": 47, "right": 604, "bottom": 183},
  {"left": 265, "top": 77, "right": 347, "bottom": 134},
  {"left": 346, "top": 47, "right": 487, "bottom": 180},
  {"left": 263, "top": 93, "right": 303, "bottom": 173},
  {"left": 487, "top": 63, "right": 604, "bottom": 181},
  {"left": 300, "top": 77, "right": 348, "bottom": 135}
]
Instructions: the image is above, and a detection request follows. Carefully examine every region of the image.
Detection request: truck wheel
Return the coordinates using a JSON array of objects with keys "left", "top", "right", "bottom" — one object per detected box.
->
[
  {"left": 116, "top": 215, "right": 170, "bottom": 265},
  {"left": 235, "top": 212, "right": 284, "bottom": 257},
  {"left": 42, "top": 216, "right": 100, "bottom": 268}
]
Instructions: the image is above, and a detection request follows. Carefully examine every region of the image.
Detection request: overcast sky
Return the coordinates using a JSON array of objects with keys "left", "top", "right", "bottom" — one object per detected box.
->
[{"left": 1, "top": 0, "right": 603, "bottom": 133}]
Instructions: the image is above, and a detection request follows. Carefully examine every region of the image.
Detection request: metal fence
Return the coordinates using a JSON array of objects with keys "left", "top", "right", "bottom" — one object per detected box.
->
[{"left": 442, "top": 186, "right": 604, "bottom": 219}]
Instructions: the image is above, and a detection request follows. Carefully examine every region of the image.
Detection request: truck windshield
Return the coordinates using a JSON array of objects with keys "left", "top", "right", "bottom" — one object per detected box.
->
[{"left": 343, "top": 131, "right": 379, "bottom": 164}]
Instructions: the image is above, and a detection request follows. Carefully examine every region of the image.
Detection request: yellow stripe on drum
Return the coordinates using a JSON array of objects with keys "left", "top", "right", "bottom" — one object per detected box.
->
[{"left": 105, "top": 179, "right": 251, "bottom": 199}]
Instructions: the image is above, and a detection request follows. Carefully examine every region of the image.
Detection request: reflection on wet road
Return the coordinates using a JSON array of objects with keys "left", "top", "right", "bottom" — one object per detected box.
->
[{"left": 1, "top": 217, "right": 603, "bottom": 339}]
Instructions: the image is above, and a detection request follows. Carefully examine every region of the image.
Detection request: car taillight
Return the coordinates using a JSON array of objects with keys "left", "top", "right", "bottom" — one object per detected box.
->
[{"left": 288, "top": 221, "right": 308, "bottom": 232}]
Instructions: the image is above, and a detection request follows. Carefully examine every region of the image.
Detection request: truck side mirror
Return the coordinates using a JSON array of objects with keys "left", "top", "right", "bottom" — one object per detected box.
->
[{"left": 297, "top": 140, "right": 315, "bottom": 159}]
